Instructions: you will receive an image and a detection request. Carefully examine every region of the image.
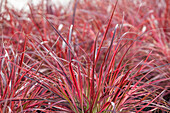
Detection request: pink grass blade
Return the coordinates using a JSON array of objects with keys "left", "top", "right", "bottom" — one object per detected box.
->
[
  {"left": 112, "top": 69, "right": 131, "bottom": 102},
  {"left": 44, "top": 17, "right": 73, "bottom": 52},
  {"left": 98, "top": 102, "right": 111, "bottom": 113},
  {"left": 69, "top": 62, "right": 81, "bottom": 110},
  {"left": 58, "top": 80, "right": 79, "bottom": 112},
  {"left": 137, "top": 90, "right": 166, "bottom": 113},
  {"left": 90, "top": 22, "right": 119, "bottom": 113},
  {"left": 90, "top": 1, "right": 118, "bottom": 111},
  {"left": 94, "top": 0, "right": 118, "bottom": 64},
  {"left": 132, "top": 51, "right": 152, "bottom": 89},
  {"left": 14, "top": 62, "right": 39, "bottom": 88},
  {"left": 17, "top": 35, "right": 27, "bottom": 75},
  {"left": 105, "top": 24, "right": 119, "bottom": 63}
]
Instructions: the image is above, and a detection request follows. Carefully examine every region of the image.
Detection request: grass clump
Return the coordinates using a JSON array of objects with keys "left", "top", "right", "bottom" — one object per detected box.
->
[{"left": 0, "top": 0, "right": 169, "bottom": 112}]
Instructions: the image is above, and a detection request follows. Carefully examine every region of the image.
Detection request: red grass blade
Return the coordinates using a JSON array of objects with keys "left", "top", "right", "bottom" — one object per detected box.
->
[
  {"left": 69, "top": 61, "right": 81, "bottom": 110},
  {"left": 90, "top": 1, "right": 118, "bottom": 111},
  {"left": 17, "top": 35, "right": 27, "bottom": 75},
  {"left": 98, "top": 102, "right": 111, "bottom": 113},
  {"left": 137, "top": 90, "right": 166, "bottom": 113}
]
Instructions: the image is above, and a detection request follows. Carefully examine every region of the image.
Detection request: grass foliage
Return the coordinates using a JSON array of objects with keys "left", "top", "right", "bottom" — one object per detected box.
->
[{"left": 0, "top": 0, "right": 170, "bottom": 112}]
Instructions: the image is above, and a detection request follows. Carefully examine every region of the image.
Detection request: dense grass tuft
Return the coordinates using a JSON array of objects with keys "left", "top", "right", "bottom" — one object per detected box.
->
[{"left": 0, "top": 0, "right": 169, "bottom": 112}]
